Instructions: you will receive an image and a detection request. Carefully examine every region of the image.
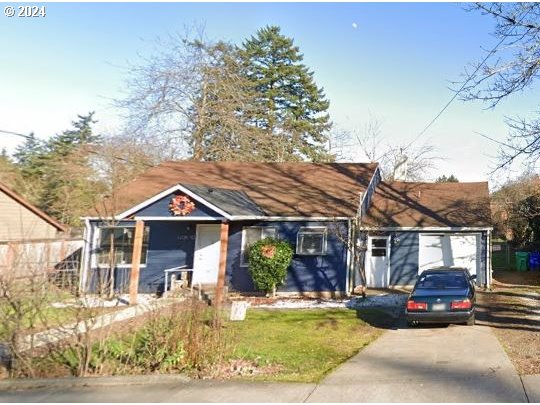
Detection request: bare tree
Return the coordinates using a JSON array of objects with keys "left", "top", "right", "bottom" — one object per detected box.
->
[
  {"left": 461, "top": 3, "right": 540, "bottom": 171},
  {"left": 117, "top": 30, "right": 264, "bottom": 162},
  {"left": 491, "top": 173, "right": 540, "bottom": 244},
  {"left": 339, "top": 116, "right": 440, "bottom": 181}
]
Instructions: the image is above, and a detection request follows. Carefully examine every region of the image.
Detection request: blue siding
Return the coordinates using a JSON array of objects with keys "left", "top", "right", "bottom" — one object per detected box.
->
[
  {"left": 88, "top": 219, "right": 348, "bottom": 295},
  {"left": 136, "top": 192, "right": 222, "bottom": 218},
  {"left": 226, "top": 221, "right": 349, "bottom": 294},
  {"left": 388, "top": 232, "right": 420, "bottom": 286},
  {"left": 88, "top": 220, "right": 198, "bottom": 294}
]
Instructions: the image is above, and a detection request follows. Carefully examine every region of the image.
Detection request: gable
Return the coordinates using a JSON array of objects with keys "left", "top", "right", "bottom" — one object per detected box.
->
[{"left": 133, "top": 191, "right": 224, "bottom": 218}]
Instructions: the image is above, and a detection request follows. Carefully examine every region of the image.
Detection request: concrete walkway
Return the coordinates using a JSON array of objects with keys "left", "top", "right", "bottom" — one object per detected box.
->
[
  {"left": 0, "top": 324, "right": 535, "bottom": 402},
  {"left": 22, "top": 296, "right": 165, "bottom": 350}
]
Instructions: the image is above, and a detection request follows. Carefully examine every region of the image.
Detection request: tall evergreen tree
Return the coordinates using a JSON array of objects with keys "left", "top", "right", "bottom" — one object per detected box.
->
[
  {"left": 39, "top": 113, "right": 102, "bottom": 227},
  {"left": 240, "top": 26, "right": 333, "bottom": 162},
  {"left": 13, "top": 133, "right": 47, "bottom": 180}
]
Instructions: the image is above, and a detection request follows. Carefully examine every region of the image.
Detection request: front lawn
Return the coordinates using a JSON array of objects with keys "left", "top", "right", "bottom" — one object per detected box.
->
[{"left": 227, "top": 308, "right": 386, "bottom": 382}]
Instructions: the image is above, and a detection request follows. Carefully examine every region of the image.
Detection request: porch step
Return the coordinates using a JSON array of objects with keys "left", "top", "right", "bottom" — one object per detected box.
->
[{"left": 191, "top": 284, "right": 222, "bottom": 305}]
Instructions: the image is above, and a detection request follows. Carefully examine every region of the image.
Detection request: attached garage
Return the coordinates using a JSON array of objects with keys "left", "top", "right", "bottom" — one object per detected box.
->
[
  {"left": 361, "top": 180, "right": 493, "bottom": 289},
  {"left": 418, "top": 233, "right": 484, "bottom": 284}
]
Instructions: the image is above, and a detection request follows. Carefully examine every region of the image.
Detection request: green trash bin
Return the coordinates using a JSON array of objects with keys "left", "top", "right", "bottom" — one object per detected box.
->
[{"left": 515, "top": 252, "right": 529, "bottom": 272}]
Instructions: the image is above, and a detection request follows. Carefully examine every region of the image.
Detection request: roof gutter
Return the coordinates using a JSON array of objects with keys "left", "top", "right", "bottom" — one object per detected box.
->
[
  {"left": 360, "top": 226, "right": 494, "bottom": 231},
  {"left": 81, "top": 216, "right": 353, "bottom": 222}
]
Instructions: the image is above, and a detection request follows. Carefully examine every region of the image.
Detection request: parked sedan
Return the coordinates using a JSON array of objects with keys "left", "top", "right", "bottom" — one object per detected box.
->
[{"left": 405, "top": 268, "right": 476, "bottom": 326}]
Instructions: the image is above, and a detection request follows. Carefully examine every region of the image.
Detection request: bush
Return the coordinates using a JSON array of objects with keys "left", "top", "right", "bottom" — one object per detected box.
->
[
  {"left": 248, "top": 238, "right": 294, "bottom": 296},
  {"left": 42, "top": 298, "right": 229, "bottom": 378}
]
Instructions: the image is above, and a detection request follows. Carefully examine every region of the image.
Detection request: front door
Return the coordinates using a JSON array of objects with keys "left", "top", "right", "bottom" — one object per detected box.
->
[
  {"left": 192, "top": 224, "right": 221, "bottom": 285},
  {"left": 366, "top": 236, "right": 390, "bottom": 288}
]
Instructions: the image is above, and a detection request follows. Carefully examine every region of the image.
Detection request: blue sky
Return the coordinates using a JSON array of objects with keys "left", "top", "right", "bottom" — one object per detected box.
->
[{"left": 1, "top": 2, "right": 537, "bottom": 184}]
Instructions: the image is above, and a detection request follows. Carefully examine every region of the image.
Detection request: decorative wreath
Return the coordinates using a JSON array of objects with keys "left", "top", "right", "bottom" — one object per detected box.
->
[{"left": 169, "top": 195, "right": 196, "bottom": 216}]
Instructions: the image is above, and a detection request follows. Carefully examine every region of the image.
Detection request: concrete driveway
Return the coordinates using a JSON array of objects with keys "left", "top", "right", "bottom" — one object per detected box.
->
[
  {"left": 308, "top": 323, "right": 528, "bottom": 402},
  {"left": 0, "top": 323, "right": 533, "bottom": 402}
]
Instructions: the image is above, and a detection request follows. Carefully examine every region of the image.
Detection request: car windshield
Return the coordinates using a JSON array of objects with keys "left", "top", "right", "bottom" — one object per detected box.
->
[{"left": 416, "top": 272, "right": 468, "bottom": 289}]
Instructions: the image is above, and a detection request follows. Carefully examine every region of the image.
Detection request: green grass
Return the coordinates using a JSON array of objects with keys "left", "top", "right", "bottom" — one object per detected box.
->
[
  {"left": 0, "top": 294, "right": 119, "bottom": 338},
  {"left": 226, "top": 308, "right": 385, "bottom": 383}
]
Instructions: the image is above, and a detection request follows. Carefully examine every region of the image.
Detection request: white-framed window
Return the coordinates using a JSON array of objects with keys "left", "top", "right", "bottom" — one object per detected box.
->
[
  {"left": 370, "top": 237, "right": 387, "bottom": 257},
  {"left": 95, "top": 226, "right": 150, "bottom": 267},
  {"left": 240, "top": 226, "right": 277, "bottom": 266},
  {"left": 297, "top": 227, "right": 327, "bottom": 255}
]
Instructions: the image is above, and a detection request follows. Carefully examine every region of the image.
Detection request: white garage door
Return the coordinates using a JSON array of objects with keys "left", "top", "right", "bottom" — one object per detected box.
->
[{"left": 419, "top": 234, "right": 480, "bottom": 277}]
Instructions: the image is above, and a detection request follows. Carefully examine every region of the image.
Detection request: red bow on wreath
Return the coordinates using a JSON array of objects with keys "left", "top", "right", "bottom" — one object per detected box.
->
[{"left": 169, "top": 195, "right": 196, "bottom": 216}]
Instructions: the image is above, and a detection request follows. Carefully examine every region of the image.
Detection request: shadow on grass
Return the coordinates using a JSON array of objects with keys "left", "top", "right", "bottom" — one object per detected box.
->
[{"left": 353, "top": 308, "right": 402, "bottom": 330}]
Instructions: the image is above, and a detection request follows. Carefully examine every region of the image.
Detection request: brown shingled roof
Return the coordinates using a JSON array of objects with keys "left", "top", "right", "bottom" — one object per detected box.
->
[
  {"left": 363, "top": 181, "right": 492, "bottom": 228},
  {"left": 96, "top": 161, "right": 379, "bottom": 218}
]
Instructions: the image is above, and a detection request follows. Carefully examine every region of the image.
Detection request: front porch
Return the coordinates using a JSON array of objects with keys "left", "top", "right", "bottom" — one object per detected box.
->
[{"left": 82, "top": 219, "right": 230, "bottom": 305}]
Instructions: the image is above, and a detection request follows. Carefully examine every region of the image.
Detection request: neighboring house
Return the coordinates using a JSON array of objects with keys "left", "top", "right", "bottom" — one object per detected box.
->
[
  {"left": 0, "top": 182, "right": 67, "bottom": 241},
  {"left": 0, "top": 182, "right": 79, "bottom": 277},
  {"left": 79, "top": 161, "right": 492, "bottom": 297}
]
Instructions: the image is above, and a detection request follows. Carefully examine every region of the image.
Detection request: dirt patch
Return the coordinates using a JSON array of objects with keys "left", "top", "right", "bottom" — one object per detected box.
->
[
  {"left": 476, "top": 271, "right": 540, "bottom": 375},
  {"left": 492, "top": 270, "right": 540, "bottom": 288}
]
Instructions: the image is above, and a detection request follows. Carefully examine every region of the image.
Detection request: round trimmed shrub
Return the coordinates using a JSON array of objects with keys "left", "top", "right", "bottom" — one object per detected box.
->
[{"left": 247, "top": 237, "right": 294, "bottom": 296}]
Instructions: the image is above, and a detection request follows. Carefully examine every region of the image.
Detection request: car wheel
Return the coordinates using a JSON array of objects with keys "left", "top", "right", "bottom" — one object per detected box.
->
[
  {"left": 466, "top": 313, "right": 475, "bottom": 326},
  {"left": 407, "top": 320, "right": 418, "bottom": 328}
]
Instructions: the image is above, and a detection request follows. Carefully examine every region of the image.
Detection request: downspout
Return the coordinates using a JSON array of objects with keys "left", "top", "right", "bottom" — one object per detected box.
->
[
  {"left": 345, "top": 219, "right": 353, "bottom": 295},
  {"left": 486, "top": 230, "right": 492, "bottom": 289},
  {"left": 79, "top": 218, "right": 92, "bottom": 294}
]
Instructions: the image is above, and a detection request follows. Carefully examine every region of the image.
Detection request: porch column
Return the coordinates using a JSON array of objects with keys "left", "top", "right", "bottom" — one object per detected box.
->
[
  {"left": 215, "top": 221, "right": 229, "bottom": 306},
  {"left": 129, "top": 220, "right": 145, "bottom": 305}
]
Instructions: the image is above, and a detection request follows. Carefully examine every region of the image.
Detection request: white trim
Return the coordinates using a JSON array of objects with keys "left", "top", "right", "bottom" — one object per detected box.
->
[
  {"left": 134, "top": 216, "right": 225, "bottom": 221},
  {"left": 359, "top": 166, "right": 381, "bottom": 214},
  {"left": 296, "top": 226, "right": 328, "bottom": 256},
  {"left": 116, "top": 184, "right": 233, "bottom": 220},
  {"left": 79, "top": 218, "right": 92, "bottom": 293},
  {"left": 240, "top": 226, "right": 277, "bottom": 267},
  {"left": 84, "top": 215, "right": 352, "bottom": 222},
  {"left": 345, "top": 219, "right": 352, "bottom": 294},
  {"left": 91, "top": 225, "right": 149, "bottom": 269},
  {"left": 230, "top": 216, "right": 351, "bottom": 221},
  {"left": 361, "top": 226, "right": 493, "bottom": 231}
]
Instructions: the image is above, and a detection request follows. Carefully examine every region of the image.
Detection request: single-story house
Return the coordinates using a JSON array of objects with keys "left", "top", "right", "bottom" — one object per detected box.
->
[{"left": 79, "top": 161, "right": 492, "bottom": 297}]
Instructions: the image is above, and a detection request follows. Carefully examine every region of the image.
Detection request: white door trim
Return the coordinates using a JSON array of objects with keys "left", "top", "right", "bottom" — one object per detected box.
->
[
  {"left": 366, "top": 235, "right": 391, "bottom": 288},
  {"left": 193, "top": 224, "right": 221, "bottom": 285}
]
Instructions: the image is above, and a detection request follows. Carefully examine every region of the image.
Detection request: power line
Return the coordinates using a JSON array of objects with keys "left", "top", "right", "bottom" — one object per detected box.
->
[
  {"left": 0, "top": 129, "right": 34, "bottom": 140},
  {"left": 407, "top": 5, "right": 534, "bottom": 149},
  {"left": 1, "top": 128, "right": 156, "bottom": 169}
]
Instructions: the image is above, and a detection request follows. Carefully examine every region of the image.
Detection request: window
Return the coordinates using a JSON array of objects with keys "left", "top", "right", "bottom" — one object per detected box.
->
[
  {"left": 241, "top": 227, "right": 277, "bottom": 266},
  {"left": 96, "top": 226, "right": 150, "bottom": 266},
  {"left": 417, "top": 272, "right": 468, "bottom": 289},
  {"left": 297, "top": 227, "right": 327, "bottom": 255},
  {"left": 371, "top": 238, "right": 387, "bottom": 257}
]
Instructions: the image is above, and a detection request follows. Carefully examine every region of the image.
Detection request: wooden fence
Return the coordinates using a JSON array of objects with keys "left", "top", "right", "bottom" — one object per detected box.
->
[{"left": 0, "top": 238, "right": 83, "bottom": 291}]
